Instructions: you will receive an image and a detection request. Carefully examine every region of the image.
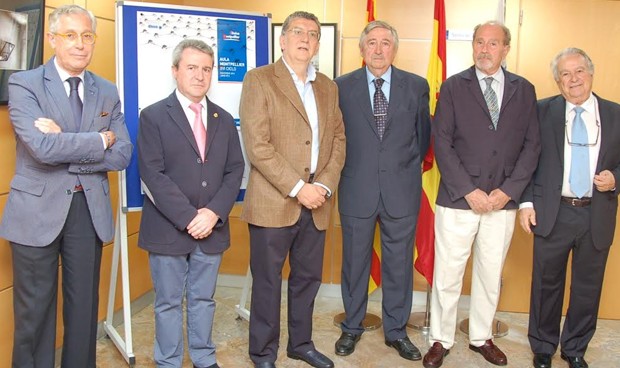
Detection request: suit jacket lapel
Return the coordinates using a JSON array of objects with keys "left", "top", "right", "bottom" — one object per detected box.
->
[
  {"left": 166, "top": 93, "right": 201, "bottom": 157},
  {"left": 80, "top": 72, "right": 98, "bottom": 132},
  {"left": 596, "top": 95, "right": 611, "bottom": 171},
  {"left": 312, "top": 76, "right": 328, "bottom": 143},
  {"left": 385, "top": 67, "right": 404, "bottom": 135},
  {"left": 274, "top": 59, "right": 310, "bottom": 124},
  {"left": 501, "top": 70, "right": 518, "bottom": 113},
  {"left": 464, "top": 67, "right": 491, "bottom": 124},
  {"left": 43, "top": 60, "right": 76, "bottom": 132},
  {"left": 550, "top": 96, "right": 567, "bottom": 167},
  {"left": 205, "top": 98, "right": 221, "bottom": 157},
  {"left": 352, "top": 68, "right": 379, "bottom": 139}
]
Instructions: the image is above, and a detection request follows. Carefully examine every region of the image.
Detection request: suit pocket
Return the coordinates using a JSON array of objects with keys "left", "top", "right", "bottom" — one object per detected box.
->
[
  {"left": 101, "top": 178, "right": 110, "bottom": 195},
  {"left": 10, "top": 174, "right": 46, "bottom": 196},
  {"left": 464, "top": 165, "right": 481, "bottom": 177}
]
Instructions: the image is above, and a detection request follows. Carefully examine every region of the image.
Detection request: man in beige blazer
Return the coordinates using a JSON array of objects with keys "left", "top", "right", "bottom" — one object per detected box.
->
[{"left": 239, "top": 11, "right": 345, "bottom": 368}]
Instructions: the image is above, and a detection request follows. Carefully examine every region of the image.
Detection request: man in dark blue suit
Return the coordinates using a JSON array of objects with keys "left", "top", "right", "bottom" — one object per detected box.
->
[
  {"left": 334, "top": 20, "right": 431, "bottom": 362},
  {"left": 520, "top": 48, "right": 620, "bottom": 368},
  {"left": 137, "top": 39, "right": 244, "bottom": 368}
]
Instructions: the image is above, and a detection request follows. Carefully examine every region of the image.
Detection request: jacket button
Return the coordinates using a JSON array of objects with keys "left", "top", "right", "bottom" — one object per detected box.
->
[
  {"left": 197, "top": 158, "right": 202, "bottom": 164},
  {"left": 304, "top": 168, "right": 309, "bottom": 172},
  {"left": 306, "top": 140, "right": 311, "bottom": 145},
  {"left": 201, "top": 181, "right": 207, "bottom": 187}
]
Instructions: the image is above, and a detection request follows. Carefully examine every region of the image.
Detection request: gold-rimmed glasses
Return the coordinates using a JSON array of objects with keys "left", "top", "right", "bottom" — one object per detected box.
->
[
  {"left": 54, "top": 32, "right": 97, "bottom": 45},
  {"left": 287, "top": 27, "right": 320, "bottom": 41}
]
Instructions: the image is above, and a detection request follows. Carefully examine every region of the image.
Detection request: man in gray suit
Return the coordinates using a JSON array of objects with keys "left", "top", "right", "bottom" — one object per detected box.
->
[
  {"left": 137, "top": 39, "right": 244, "bottom": 368},
  {"left": 520, "top": 48, "right": 620, "bottom": 368},
  {"left": 334, "top": 20, "right": 430, "bottom": 361},
  {"left": 423, "top": 21, "right": 539, "bottom": 368},
  {"left": 0, "top": 5, "right": 132, "bottom": 368}
]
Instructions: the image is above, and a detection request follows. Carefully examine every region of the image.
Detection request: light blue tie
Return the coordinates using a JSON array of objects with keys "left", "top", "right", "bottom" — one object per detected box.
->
[{"left": 569, "top": 106, "right": 590, "bottom": 198}]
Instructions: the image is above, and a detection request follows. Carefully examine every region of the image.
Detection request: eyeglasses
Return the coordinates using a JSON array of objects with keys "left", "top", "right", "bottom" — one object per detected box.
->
[
  {"left": 566, "top": 120, "right": 600, "bottom": 147},
  {"left": 287, "top": 27, "right": 320, "bottom": 41},
  {"left": 54, "top": 32, "right": 97, "bottom": 45}
]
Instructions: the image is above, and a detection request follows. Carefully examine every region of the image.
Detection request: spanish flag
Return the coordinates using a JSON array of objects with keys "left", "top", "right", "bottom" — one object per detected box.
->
[
  {"left": 366, "top": 0, "right": 381, "bottom": 293},
  {"left": 414, "top": 0, "right": 445, "bottom": 286}
]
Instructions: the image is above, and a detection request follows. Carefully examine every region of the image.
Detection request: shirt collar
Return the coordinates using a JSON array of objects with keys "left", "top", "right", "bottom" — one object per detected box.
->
[
  {"left": 366, "top": 65, "right": 392, "bottom": 86},
  {"left": 566, "top": 93, "right": 596, "bottom": 115},
  {"left": 175, "top": 89, "right": 206, "bottom": 110},
  {"left": 475, "top": 67, "right": 505, "bottom": 85},
  {"left": 54, "top": 56, "right": 85, "bottom": 83},
  {"left": 281, "top": 57, "right": 317, "bottom": 83}
]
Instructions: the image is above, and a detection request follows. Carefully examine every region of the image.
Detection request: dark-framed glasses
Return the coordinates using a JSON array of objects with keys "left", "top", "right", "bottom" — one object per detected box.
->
[
  {"left": 54, "top": 32, "right": 97, "bottom": 45},
  {"left": 566, "top": 120, "right": 600, "bottom": 147}
]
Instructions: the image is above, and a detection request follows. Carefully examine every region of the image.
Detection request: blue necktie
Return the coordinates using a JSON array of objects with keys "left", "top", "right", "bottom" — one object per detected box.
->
[
  {"left": 373, "top": 78, "right": 388, "bottom": 140},
  {"left": 67, "top": 77, "right": 83, "bottom": 130},
  {"left": 569, "top": 106, "right": 590, "bottom": 198}
]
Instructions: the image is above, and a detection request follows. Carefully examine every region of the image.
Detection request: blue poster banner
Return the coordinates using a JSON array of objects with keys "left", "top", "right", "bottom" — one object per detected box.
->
[{"left": 217, "top": 19, "right": 247, "bottom": 82}]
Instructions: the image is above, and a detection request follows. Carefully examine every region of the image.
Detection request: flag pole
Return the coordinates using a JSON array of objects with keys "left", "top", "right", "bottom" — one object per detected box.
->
[{"left": 407, "top": 283, "right": 431, "bottom": 332}]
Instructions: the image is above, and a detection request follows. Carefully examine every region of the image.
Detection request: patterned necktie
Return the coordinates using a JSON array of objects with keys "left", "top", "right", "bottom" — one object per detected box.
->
[
  {"left": 483, "top": 77, "right": 499, "bottom": 129},
  {"left": 67, "top": 77, "right": 83, "bottom": 130},
  {"left": 189, "top": 102, "right": 207, "bottom": 161},
  {"left": 569, "top": 106, "right": 590, "bottom": 198},
  {"left": 373, "top": 78, "right": 388, "bottom": 140}
]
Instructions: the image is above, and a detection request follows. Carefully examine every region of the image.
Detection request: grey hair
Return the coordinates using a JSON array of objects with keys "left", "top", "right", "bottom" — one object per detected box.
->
[
  {"left": 550, "top": 47, "right": 595, "bottom": 82},
  {"left": 281, "top": 11, "right": 321, "bottom": 39},
  {"left": 473, "top": 21, "right": 511, "bottom": 46},
  {"left": 172, "top": 39, "right": 214, "bottom": 68},
  {"left": 48, "top": 5, "right": 97, "bottom": 33},
  {"left": 359, "top": 20, "right": 399, "bottom": 51}
]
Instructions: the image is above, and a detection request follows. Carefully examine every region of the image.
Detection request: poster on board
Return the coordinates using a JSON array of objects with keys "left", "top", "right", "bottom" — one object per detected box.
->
[{"left": 117, "top": 1, "right": 271, "bottom": 210}]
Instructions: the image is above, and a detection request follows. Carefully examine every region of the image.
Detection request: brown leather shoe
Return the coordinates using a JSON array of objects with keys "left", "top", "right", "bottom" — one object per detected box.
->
[
  {"left": 469, "top": 339, "right": 507, "bottom": 366},
  {"left": 423, "top": 342, "right": 450, "bottom": 368}
]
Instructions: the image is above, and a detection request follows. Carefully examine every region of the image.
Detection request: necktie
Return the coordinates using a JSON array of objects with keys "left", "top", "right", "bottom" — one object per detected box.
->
[
  {"left": 483, "top": 77, "right": 499, "bottom": 129},
  {"left": 569, "top": 106, "right": 590, "bottom": 198},
  {"left": 373, "top": 78, "right": 388, "bottom": 140},
  {"left": 189, "top": 102, "right": 207, "bottom": 161},
  {"left": 67, "top": 77, "right": 83, "bottom": 130}
]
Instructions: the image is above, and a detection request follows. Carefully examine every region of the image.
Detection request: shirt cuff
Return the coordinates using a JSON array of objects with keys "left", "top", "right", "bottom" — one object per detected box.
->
[
  {"left": 314, "top": 182, "right": 332, "bottom": 198},
  {"left": 99, "top": 133, "right": 108, "bottom": 149},
  {"left": 289, "top": 179, "right": 305, "bottom": 197},
  {"left": 519, "top": 202, "right": 533, "bottom": 209}
]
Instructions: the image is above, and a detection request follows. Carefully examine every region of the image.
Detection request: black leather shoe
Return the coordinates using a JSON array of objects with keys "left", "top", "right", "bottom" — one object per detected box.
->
[
  {"left": 533, "top": 353, "right": 552, "bottom": 368},
  {"left": 287, "top": 349, "right": 334, "bottom": 368},
  {"left": 561, "top": 352, "right": 588, "bottom": 368},
  {"left": 254, "top": 362, "right": 276, "bottom": 368},
  {"left": 385, "top": 336, "right": 422, "bottom": 361},
  {"left": 335, "top": 332, "right": 361, "bottom": 356},
  {"left": 194, "top": 364, "right": 219, "bottom": 368}
]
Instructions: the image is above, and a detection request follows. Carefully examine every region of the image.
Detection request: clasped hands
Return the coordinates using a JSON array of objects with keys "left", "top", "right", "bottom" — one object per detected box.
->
[
  {"left": 187, "top": 208, "right": 218, "bottom": 240},
  {"left": 34, "top": 118, "right": 117, "bottom": 148},
  {"left": 465, "top": 188, "right": 511, "bottom": 214},
  {"left": 297, "top": 183, "right": 327, "bottom": 210}
]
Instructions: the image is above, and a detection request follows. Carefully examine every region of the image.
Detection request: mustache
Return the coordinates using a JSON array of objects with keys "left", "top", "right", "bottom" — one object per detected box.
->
[{"left": 477, "top": 53, "right": 493, "bottom": 61}]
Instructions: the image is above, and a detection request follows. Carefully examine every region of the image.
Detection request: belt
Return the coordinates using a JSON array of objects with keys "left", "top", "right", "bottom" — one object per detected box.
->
[
  {"left": 73, "top": 184, "right": 84, "bottom": 192},
  {"left": 308, "top": 173, "right": 315, "bottom": 183},
  {"left": 560, "top": 196, "right": 591, "bottom": 207}
]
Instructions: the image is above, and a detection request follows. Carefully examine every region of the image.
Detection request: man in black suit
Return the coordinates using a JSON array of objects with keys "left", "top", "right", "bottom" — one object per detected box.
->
[
  {"left": 334, "top": 20, "right": 431, "bottom": 361},
  {"left": 137, "top": 39, "right": 244, "bottom": 368},
  {"left": 519, "top": 48, "right": 620, "bottom": 368},
  {"left": 424, "top": 21, "right": 540, "bottom": 368}
]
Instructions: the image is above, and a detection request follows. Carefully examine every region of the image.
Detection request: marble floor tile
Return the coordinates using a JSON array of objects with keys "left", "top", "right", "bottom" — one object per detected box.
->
[{"left": 95, "top": 286, "right": 620, "bottom": 368}]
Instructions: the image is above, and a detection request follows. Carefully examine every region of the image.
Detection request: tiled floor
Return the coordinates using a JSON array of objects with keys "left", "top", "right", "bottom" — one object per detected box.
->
[{"left": 95, "top": 285, "right": 620, "bottom": 368}]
